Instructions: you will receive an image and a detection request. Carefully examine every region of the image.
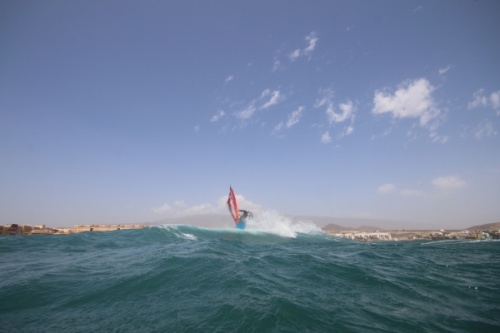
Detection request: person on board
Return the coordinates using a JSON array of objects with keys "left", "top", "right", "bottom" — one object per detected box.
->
[{"left": 236, "top": 210, "right": 253, "bottom": 230}]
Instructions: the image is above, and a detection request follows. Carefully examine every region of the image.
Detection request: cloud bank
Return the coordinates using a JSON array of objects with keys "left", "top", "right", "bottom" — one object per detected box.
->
[{"left": 152, "top": 193, "right": 261, "bottom": 218}]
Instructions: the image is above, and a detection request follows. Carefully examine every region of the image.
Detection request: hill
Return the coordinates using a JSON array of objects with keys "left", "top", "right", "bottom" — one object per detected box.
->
[
  {"left": 293, "top": 215, "right": 402, "bottom": 229},
  {"left": 322, "top": 224, "right": 384, "bottom": 232},
  {"left": 320, "top": 223, "right": 351, "bottom": 232},
  {"left": 467, "top": 222, "right": 500, "bottom": 231}
]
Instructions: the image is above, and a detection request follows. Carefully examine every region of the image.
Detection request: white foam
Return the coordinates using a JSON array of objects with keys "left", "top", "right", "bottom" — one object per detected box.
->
[
  {"left": 246, "top": 210, "right": 322, "bottom": 238},
  {"left": 180, "top": 233, "right": 197, "bottom": 241},
  {"left": 157, "top": 225, "right": 198, "bottom": 240}
]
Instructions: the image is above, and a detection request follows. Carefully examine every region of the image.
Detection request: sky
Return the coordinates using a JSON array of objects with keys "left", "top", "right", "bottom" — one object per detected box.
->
[{"left": 1, "top": 0, "right": 499, "bottom": 229}]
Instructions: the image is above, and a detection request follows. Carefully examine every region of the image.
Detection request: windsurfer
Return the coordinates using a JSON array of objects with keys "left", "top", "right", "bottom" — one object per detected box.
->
[
  {"left": 236, "top": 210, "right": 253, "bottom": 230},
  {"left": 227, "top": 187, "right": 253, "bottom": 230}
]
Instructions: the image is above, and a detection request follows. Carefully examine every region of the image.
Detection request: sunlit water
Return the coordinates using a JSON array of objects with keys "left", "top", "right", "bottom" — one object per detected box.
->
[{"left": 1, "top": 214, "right": 499, "bottom": 332}]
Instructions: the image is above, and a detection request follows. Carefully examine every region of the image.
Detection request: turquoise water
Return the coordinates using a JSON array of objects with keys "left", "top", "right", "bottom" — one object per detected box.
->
[{"left": 1, "top": 223, "right": 499, "bottom": 332}]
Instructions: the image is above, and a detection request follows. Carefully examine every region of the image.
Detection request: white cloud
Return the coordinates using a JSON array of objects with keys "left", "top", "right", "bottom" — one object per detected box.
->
[
  {"left": 468, "top": 89, "right": 489, "bottom": 109},
  {"left": 236, "top": 103, "right": 257, "bottom": 119},
  {"left": 428, "top": 130, "right": 449, "bottom": 144},
  {"left": 438, "top": 65, "right": 451, "bottom": 75},
  {"left": 475, "top": 119, "right": 497, "bottom": 139},
  {"left": 468, "top": 89, "right": 500, "bottom": 114},
  {"left": 372, "top": 78, "right": 439, "bottom": 127},
  {"left": 273, "top": 122, "right": 284, "bottom": 133},
  {"left": 337, "top": 124, "right": 354, "bottom": 139},
  {"left": 321, "top": 131, "right": 332, "bottom": 143},
  {"left": 216, "top": 193, "right": 261, "bottom": 213},
  {"left": 210, "top": 110, "right": 225, "bottom": 122},
  {"left": 289, "top": 49, "right": 301, "bottom": 62},
  {"left": 286, "top": 106, "right": 305, "bottom": 128},
  {"left": 314, "top": 89, "right": 356, "bottom": 125},
  {"left": 316, "top": 89, "right": 356, "bottom": 125},
  {"left": 314, "top": 88, "right": 334, "bottom": 108},
  {"left": 236, "top": 196, "right": 260, "bottom": 212},
  {"left": 152, "top": 203, "right": 172, "bottom": 213},
  {"left": 272, "top": 59, "right": 281, "bottom": 72},
  {"left": 315, "top": 89, "right": 356, "bottom": 140},
  {"left": 378, "top": 183, "right": 396, "bottom": 194},
  {"left": 344, "top": 125, "right": 354, "bottom": 136},
  {"left": 260, "top": 89, "right": 282, "bottom": 110},
  {"left": 327, "top": 101, "right": 355, "bottom": 125},
  {"left": 179, "top": 203, "right": 218, "bottom": 216},
  {"left": 303, "top": 32, "right": 318, "bottom": 55},
  {"left": 225, "top": 75, "right": 234, "bottom": 83},
  {"left": 235, "top": 89, "right": 283, "bottom": 120},
  {"left": 194, "top": 124, "right": 200, "bottom": 132},
  {"left": 325, "top": 105, "right": 337, "bottom": 124},
  {"left": 273, "top": 106, "right": 305, "bottom": 134},
  {"left": 432, "top": 175, "right": 466, "bottom": 191},
  {"left": 372, "top": 78, "right": 446, "bottom": 141},
  {"left": 288, "top": 32, "right": 318, "bottom": 61},
  {"left": 491, "top": 91, "right": 500, "bottom": 112},
  {"left": 152, "top": 192, "right": 261, "bottom": 218}
]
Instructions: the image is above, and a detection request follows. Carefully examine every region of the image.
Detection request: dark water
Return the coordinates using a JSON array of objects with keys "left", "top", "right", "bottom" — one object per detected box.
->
[{"left": 1, "top": 225, "right": 499, "bottom": 332}]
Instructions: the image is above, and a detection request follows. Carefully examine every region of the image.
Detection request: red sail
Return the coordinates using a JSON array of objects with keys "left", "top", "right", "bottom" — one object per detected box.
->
[{"left": 227, "top": 187, "right": 240, "bottom": 223}]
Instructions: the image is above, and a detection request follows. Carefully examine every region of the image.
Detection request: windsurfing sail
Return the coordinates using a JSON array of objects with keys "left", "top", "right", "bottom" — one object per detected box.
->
[{"left": 227, "top": 186, "right": 240, "bottom": 223}]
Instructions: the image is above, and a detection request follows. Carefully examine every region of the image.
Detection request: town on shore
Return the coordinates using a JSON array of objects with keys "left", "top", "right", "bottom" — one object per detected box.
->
[
  {"left": 321, "top": 221, "right": 500, "bottom": 241},
  {"left": 1, "top": 221, "right": 499, "bottom": 241},
  {"left": 0, "top": 223, "right": 146, "bottom": 236},
  {"left": 323, "top": 229, "right": 499, "bottom": 241}
]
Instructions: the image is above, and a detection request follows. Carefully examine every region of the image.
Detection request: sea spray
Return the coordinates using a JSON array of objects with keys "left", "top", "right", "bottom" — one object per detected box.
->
[
  {"left": 246, "top": 210, "right": 322, "bottom": 237},
  {"left": 157, "top": 224, "right": 198, "bottom": 241}
]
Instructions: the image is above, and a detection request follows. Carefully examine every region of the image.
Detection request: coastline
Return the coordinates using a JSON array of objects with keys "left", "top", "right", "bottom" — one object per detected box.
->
[
  {"left": 324, "top": 229, "right": 499, "bottom": 241},
  {"left": 0, "top": 223, "right": 146, "bottom": 236},
  {"left": 1, "top": 222, "right": 499, "bottom": 242}
]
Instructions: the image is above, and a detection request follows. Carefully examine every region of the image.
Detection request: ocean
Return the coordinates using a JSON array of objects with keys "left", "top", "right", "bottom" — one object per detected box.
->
[{"left": 1, "top": 215, "right": 499, "bottom": 332}]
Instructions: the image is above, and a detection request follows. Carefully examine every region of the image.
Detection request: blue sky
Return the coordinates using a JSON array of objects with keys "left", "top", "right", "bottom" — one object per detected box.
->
[{"left": 1, "top": 1, "right": 499, "bottom": 229}]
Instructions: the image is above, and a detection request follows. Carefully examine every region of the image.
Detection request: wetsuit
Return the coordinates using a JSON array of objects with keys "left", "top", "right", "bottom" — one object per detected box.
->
[
  {"left": 235, "top": 219, "right": 246, "bottom": 230},
  {"left": 236, "top": 210, "right": 252, "bottom": 230}
]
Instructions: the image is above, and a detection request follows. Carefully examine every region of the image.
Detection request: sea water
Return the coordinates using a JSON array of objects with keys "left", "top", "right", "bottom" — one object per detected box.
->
[{"left": 1, "top": 214, "right": 499, "bottom": 332}]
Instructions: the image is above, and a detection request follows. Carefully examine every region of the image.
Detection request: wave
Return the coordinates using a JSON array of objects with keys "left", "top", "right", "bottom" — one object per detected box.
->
[
  {"left": 1, "top": 222, "right": 499, "bottom": 332},
  {"left": 148, "top": 210, "right": 325, "bottom": 242},
  {"left": 245, "top": 210, "right": 323, "bottom": 237}
]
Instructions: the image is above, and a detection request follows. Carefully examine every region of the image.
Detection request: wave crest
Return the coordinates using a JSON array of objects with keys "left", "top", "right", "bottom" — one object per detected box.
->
[{"left": 247, "top": 210, "right": 322, "bottom": 238}]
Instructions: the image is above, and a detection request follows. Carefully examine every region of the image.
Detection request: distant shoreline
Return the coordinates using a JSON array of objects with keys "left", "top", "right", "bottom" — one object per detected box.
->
[
  {"left": 1, "top": 222, "right": 499, "bottom": 241},
  {"left": 0, "top": 223, "right": 147, "bottom": 236},
  {"left": 322, "top": 221, "right": 500, "bottom": 241},
  {"left": 323, "top": 229, "right": 499, "bottom": 241}
]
